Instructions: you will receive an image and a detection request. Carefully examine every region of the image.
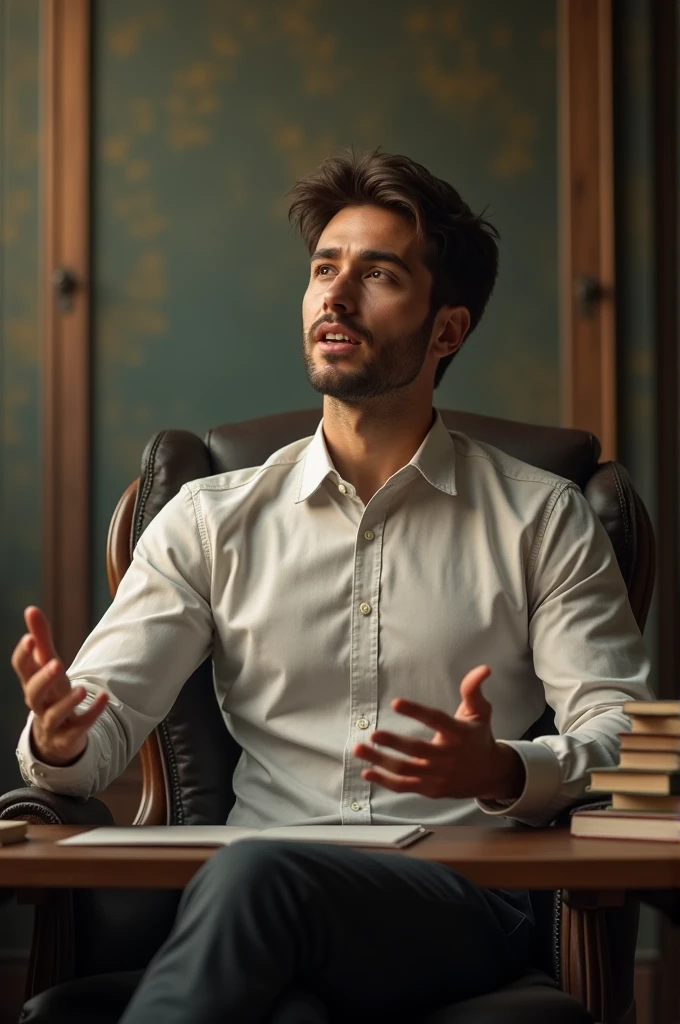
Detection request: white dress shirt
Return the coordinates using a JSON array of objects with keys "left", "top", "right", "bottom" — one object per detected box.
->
[{"left": 17, "top": 410, "right": 651, "bottom": 828}]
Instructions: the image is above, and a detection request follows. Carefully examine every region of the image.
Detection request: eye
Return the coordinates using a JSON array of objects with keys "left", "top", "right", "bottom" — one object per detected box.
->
[{"left": 313, "top": 265, "right": 335, "bottom": 277}]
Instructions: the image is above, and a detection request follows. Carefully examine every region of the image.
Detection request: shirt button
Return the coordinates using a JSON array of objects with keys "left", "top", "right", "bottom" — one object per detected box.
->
[
  {"left": 357, "top": 717, "right": 370, "bottom": 730},
  {"left": 351, "top": 802, "right": 362, "bottom": 811},
  {"left": 338, "top": 483, "right": 347, "bottom": 494},
  {"left": 359, "top": 602, "right": 372, "bottom": 616},
  {"left": 363, "top": 530, "right": 375, "bottom": 541}
]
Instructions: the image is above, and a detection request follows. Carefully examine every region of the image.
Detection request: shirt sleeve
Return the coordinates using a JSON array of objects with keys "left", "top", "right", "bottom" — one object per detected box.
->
[
  {"left": 477, "top": 482, "right": 653, "bottom": 826},
  {"left": 15, "top": 484, "right": 214, "bottom": 800}
]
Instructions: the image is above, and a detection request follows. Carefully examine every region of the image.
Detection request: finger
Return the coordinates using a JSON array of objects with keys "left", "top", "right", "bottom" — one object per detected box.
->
[
  {"left": 24, "top": 607, "right": 57, "bottom": 668},
  {"left": 60, "top": 691, "right": 109, "bottom": 736},
  {"left": 42, "top": 687, "right": 87, "bottom": 734},
  {"left": 369, "top": 730, "right": 435, "bottom": 760},
  {"left": 23, "top": 659, "right": 70, "bottom": 715},
  {"left": 360, "top": 767, "right": 424, "bottom": 793},
  {"left": 353, "top": 742, "right": 429, "bottom": 776},
  {"left": 391, "top": 698, "right": 460, "bottom": 734},
  {"left": 457, "top": 665, "right": 492, "bottom": 721},
  {"left": 11, "top": 634, "right": 40, "bottom": 685}
]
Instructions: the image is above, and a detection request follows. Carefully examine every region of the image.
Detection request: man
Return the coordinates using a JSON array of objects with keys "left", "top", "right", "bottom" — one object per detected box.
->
[{"left": 13, "top": 150, "right": 650, "bottom": 1023}]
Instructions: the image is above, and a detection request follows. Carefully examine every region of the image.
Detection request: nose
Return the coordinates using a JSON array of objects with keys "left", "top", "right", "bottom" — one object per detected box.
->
[{"left": 323, "top": 272, "right": 357, "bottom": 316}]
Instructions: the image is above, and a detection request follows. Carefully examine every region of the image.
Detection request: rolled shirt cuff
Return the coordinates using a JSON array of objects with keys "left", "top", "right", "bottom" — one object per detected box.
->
[
  {"left": 15, "top": 713, "right": 97, "bottom": 797},
  {"left": 475, "top": 739, "right": 563, "bottom": 824}
]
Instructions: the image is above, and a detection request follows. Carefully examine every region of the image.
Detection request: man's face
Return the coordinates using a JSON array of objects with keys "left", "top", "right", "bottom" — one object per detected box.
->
[{"left": 301, "top": 205, "right": 438, "bottom": 401}]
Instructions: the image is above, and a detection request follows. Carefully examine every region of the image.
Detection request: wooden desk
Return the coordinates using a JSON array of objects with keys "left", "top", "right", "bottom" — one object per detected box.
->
[{"left": 1, "top": 824, "right": 678, "bottom": 891}]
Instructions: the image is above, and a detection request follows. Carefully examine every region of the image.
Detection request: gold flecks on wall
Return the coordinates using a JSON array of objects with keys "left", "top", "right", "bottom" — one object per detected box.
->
[
  {"left": 277, "top": 0, "right": 339, "bottom": 95},
  {"left": 212, "top": 32, "right": 239, "bottom": 57},
  {"left": 103, "top": 134, "right": 130, "bottom": 163},
  {"left": 416, "top": 48, "right": 499, "bottom": 108},
  {"left": 1, "top": 186, "right": 30, "bottom": 245},
  {"left": 490, "top": 111, "right": 537, "bottom": 179},
  {"left": 167, "top": 60, "right": 227, "bottom": 149},
  {"left": 109, "top": 10, "right": 165, "bottom": 58},
  {"left": 123, "top": 250, "right": 167, "bottom": 303},
  {"left": 129, "top": 98, "right": 156, "bottom": 134},
  {"left": 125, "top": 159, "right": 151, "bottom": 182},
  {"left": 112, "top": 189, "right": 167, "bottom": 239},
  {"left": 272, "top": 122, "right": 338, "bottom": 189}
]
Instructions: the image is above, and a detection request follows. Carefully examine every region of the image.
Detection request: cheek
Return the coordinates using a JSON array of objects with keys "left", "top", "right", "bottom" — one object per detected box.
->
[{"left": 301, "top": 286, "right": 316, "bottom": 328}]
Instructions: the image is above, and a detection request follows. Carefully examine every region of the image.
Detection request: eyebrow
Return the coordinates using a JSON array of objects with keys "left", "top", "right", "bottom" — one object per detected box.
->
[{"left": 310, "top": 247, "right": 412, "bottom": 276}]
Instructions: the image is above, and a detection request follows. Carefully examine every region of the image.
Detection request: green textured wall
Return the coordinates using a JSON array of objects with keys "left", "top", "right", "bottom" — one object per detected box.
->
[
  {"left": 0, "top": 0, "right": 42, "bottom": 957},
  {"left": 91, "top": 0, "right": 559, "bottom": 619}
]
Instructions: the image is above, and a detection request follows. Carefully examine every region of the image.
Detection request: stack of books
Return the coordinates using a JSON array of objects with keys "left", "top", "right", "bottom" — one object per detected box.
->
[{"left": 571, "top": 700, "right": 680, "bottom": 841}]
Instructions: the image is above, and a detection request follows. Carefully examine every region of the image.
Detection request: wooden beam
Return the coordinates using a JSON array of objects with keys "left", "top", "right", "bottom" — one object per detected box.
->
[
  {"left": 42, "top": 0, "right": 91, "bottom": 664},
  {"left": 559, "top": 0, "right": 616, "bottom": 459},
  {"left": 650, "top": 1, "right": 679, "bottom": 1022}
]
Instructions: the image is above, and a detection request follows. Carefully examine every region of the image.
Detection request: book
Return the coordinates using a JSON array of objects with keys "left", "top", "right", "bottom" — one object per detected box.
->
[
  {"left": 618, "top": 732, "right": 680, "bottom": 752},
  {"left": 622, "top": 700, "right": 680, "bottom": 717},
  {"left": 619, "top": 751, "right": 680, "bottom": 771},
  {"left": 589, "top": 768, "right": 680, "bottom": 795},
  {"left": 612, "top": 792, "right": 680, "bottom": 813},
  {"left": 0, "top": 820, "right": 28, "bottom": 845},
  {"left": 571, "top": 808, "right": 680, "bottom": 842},
  {"left": 57, "top": 824, "right": 430, "bottom": 849},
  {"left": 629, "top": 716, "right": 680, "bottom": 736}
]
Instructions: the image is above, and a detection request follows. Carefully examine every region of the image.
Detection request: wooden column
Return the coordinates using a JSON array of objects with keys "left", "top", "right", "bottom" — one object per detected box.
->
[
  {"left": 42, "top": 0, "right": 91, "bottom": 664},
  {"left": 651, "top": 0, "right": 679, "bottom": 1020},
  {"left": 559, "top": 0, "right": 616, "bottom": 459}
]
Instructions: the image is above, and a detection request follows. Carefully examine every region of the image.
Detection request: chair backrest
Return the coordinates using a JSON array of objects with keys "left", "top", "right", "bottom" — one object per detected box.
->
[{"left": 107, "top": 407, "right": 655, "bottom": 831}]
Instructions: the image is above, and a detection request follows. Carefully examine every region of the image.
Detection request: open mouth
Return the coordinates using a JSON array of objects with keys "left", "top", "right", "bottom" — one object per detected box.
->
[{"left": 319, "top": 331, "right": 360, "bottom": 345}]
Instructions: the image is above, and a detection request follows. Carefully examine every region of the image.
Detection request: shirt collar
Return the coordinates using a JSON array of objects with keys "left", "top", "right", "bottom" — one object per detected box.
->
[{"left": 295, "top": 409, "right": 457, "bottom": 504}]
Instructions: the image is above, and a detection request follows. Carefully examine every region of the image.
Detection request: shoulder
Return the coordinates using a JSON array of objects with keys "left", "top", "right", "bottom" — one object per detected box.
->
[
  {"left": 450, "top": 431, "right": 574, "bottom": 495},
  {"left": 183, "top": 434, "right": 313, "bottom": 500}
]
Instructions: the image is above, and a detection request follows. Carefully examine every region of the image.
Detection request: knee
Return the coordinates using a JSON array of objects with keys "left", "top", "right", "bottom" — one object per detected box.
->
[{"left": 189, "top": 839, "right": 307, "bottom": 901}]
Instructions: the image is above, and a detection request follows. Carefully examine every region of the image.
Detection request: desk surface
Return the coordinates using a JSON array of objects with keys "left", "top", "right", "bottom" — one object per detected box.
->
[{"left": 0, "top": 825, "right": 678, "bottom": 891}]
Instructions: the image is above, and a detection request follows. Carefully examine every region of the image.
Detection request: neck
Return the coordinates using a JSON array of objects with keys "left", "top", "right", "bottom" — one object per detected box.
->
[{"left": 321, "top": 395, "right": 435, "bottom": 504}]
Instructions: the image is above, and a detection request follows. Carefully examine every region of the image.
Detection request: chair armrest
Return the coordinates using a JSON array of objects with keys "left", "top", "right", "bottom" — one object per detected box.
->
[
  {"left": 0, "top": 788, "right": 117, "bottom": 998},
  {"left": 0, "top": 786, "right": 114, "bottom": 826}
]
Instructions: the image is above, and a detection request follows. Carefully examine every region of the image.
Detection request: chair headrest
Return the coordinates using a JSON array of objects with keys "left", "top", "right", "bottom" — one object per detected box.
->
[{"left": 205, "top": 408, "right": 601, "bottom": 491}]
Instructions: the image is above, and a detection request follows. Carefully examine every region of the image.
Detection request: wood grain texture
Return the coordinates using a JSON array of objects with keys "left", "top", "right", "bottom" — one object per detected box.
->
[
  {"left": 42, "top": 0, "right": 91, "bottom": 665},
  {"left": 2, "top": 825, "right": 680, "bottom": 892},
  {"left": 105, "top": 479, "right": 138, "bottom": 597},
  {"left": 559, "top": 0, "right": 616, "bottom": 458},
  {"left": 105, "top": 476, "right": 168, "bottom": 826}
]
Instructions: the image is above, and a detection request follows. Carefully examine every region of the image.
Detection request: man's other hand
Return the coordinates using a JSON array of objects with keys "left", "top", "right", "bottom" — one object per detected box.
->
[
  {"left": 353, "top": 665, "right": 525, "bottom": 802},
  {"left": 11, "top": 606, "right": 108, "bottom": 767}
]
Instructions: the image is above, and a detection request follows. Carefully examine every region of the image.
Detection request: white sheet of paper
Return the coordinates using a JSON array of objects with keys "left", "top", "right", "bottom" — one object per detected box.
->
[{"left": 57, "top": 824, "right": 428, "bottom": 849}]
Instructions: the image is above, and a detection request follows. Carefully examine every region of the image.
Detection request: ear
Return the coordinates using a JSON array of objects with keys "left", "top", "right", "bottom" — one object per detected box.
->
[{"left": 432, "top": 306, "right": 471, "bottom": 359}]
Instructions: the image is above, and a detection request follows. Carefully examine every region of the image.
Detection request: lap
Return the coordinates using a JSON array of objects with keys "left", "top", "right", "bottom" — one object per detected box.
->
[{"left": 197, "top": 840, "right": 534, "bottom": 1016}]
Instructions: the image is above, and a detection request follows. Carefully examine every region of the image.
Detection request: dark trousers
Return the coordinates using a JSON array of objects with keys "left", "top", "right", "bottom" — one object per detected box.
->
[{"left": 119, "top": 839, "right": 534, "bottom": 1024}]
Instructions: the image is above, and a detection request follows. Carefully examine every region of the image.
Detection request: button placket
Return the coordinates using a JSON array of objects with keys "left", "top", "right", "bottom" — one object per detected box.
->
[{"left": 341, "top": 511, "right": 385, "bottom": 823}]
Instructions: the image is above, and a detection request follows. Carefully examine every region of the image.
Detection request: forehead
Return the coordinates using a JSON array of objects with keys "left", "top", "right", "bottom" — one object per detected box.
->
[{"left": 316, "top": 204, "right": 423, "bottom": 261}]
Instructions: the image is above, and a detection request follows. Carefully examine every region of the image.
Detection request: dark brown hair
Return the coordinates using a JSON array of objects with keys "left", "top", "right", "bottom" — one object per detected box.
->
[{"left": 288, "top": 149, "right": 499, "bottom": 387}]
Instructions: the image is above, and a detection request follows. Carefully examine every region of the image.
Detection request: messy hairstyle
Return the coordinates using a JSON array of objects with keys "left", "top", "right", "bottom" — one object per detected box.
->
[{"left": 288, "top": 149, "right": 499, "bottom": 387}]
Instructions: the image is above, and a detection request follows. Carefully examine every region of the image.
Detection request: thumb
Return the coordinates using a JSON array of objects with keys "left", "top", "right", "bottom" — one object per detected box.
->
[
  {"left": 457, "top": 665, "right": 492, "bottom": 722},
  {"left": 24, "top": 606, "right": 57, "bottom": 668}
]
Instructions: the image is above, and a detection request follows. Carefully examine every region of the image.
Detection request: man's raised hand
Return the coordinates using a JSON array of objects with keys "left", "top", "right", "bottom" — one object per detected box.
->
[
  {"left": 353, "top": 665, "right": 525, "bottom": 802},
  {"left": 11, "top": 606, "right": 108, "bottom": 767}
]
